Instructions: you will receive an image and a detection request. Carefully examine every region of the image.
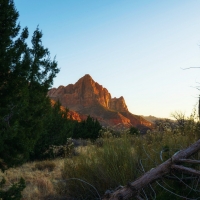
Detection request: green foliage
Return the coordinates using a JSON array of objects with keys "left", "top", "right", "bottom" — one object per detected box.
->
[
  {"left": 0, "top": 178, "right": 25, "bottom": 200},
  {"left": 31, "top": 101, "right": 72, "bottom": 160},
  {"left": 0, "top": 1, "right": 54, "bottom": 198},
  {"left": 50, "top": 138, "right": 75, "bottom": 158},
  {"left": 42, "top": 139, "right": 75, "bottom": 159},
  {"left": 72, "top": 116, "right": 102, "bottom": 140},
  {"left": 0, "top": 0, "right": 59, "bottom": 168},
  {"left": 31, "top": 102, "right": 102, "bottom": 159},
  {"left": 129, "top": 126, "right": 140, "bottom": 135}
]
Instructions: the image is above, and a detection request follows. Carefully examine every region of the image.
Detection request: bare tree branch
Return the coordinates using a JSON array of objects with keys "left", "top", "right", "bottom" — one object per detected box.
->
[
  {"left": 171, "top": 164, "right": 200, "bottom": 176},
  {"left": 178, "top": 159, "right": 200, "bottom": 164}
]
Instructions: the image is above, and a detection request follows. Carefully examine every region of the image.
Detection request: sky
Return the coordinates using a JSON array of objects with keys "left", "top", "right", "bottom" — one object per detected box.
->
[{"left": 14, "top": 0, "right": 200, "bottom": 119}]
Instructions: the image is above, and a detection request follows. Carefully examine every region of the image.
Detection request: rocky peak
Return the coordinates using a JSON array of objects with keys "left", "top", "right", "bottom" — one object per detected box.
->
[
  {"left": 48, "top": 74, "right": 129, "bottom": 112},
  {"left": 48, "top": 74, "right": 153, "bottom": 131},
  {"left": 73, "top": 74, "right": 111, "bottom": 108},
  {"left": 81, "top": 74, "right": 92, "bottom": 80}
]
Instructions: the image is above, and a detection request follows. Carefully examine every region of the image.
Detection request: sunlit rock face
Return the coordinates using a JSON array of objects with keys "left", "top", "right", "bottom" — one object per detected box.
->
[
  {"left": 48, "top": 74, "right": 112, "bottom": 110},
  {"left": 48, "top": 74, "right": 153, "bottom": 131},
  {"left": 50, "top": 99, "right": 85, "bottom": 122},
  {"left": 109, "top": 96, "right": 128, "bottom": 112}
]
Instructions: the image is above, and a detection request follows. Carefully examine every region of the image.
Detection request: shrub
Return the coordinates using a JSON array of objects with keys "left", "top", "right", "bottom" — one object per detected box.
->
[
  {"left": 72, "top": 116, "right": 102, "bottom": 140},
  {"left": 43, "top": 138, "right": 75, "bottom": 159},
  {"left": 129, "top": 126, "right": 140, "bottom": 135}
]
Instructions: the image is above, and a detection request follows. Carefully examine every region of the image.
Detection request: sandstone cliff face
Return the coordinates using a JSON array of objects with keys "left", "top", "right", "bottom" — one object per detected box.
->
[
  {"left": 109, "top": 96, "right": 128, "bottom": 112},
  {"left": 48, "top": 74, "right": 128, "bottom": 112},
  {"left": 48, "top": 74, "right": 152, "bottom": 131}
]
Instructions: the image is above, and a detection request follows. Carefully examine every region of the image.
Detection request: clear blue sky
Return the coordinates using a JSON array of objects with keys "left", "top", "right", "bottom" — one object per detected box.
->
[{"left": 15, "top": 0, "right": 200, "bottom": 118}]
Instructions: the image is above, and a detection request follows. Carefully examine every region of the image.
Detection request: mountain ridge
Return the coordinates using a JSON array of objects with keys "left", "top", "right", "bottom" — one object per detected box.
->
[{"left": 48, "top": 74, "right": 153, "bottom": 131}]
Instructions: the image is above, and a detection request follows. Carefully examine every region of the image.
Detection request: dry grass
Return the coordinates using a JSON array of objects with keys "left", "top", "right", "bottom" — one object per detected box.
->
[
  {"left": 0, "top": 158, "right": 66, "bottom": 200},
  {"left": 1, "top": 113, "right": 199, "bottom": 199},
  {"left": 61, "top": 124, "right": 199, "bottom": 199},
  {"left": 62, "top": 135, "right": 139, "bottom": 199},
  {"left": 35, "top": 160, "right": 56, "bottom": 172}
]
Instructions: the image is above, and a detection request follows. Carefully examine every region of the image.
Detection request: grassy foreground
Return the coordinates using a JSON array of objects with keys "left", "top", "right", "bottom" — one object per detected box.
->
[
  {"left": 62, "top": 129, "right": 199, "bottom": 199},
  {"left": 1, "top": 113, "right": 200, "bottom": 199}
]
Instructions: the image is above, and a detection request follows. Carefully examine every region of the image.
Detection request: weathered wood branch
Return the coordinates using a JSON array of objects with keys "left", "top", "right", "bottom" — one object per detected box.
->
[
  {"left": 178, "top": 159, "right": 200, "bottom": 164},
  {"left": 171, "top": 164, "right": 200, "bottom": 176},
  {"left": 102, "top": 139, "right": 200, "bottom": 200}
]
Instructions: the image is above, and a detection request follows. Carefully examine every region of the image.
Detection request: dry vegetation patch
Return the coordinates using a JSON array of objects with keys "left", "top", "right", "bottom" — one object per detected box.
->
[
  {"left": 0, "top": 159, "right": 66, "bottom": 200},
  {"left": 1, "top": 115, "right": 199, "bottom": 199}
]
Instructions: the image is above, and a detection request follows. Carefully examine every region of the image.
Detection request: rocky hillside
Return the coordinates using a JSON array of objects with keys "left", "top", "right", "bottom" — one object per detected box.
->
[{"left": 48, "top": 74, "right": 153, "bottom": 131}]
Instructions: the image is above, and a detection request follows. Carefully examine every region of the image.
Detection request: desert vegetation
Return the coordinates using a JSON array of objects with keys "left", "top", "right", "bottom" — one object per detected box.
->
[
  {"left": 1, "top": 0, "right": 200, "bottom": 199},
  {"left": 61, "top": 112, "right": 200, "bottom": 199},
  {"left": 1, "top": 111, "right": 200, "bottom": 199}
]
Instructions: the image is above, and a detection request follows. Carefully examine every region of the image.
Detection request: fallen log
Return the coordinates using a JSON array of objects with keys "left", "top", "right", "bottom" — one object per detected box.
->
[{"left": 102, "top": 139, "right": 200, "bottom": 200}]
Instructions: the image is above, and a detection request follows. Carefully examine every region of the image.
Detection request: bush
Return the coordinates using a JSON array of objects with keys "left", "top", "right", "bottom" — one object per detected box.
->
[
  {"left": 72, "top": 116, "right": 102, "bottom": 140},
  {"left": 42, "top": 138, "right": 75, "bottom": 159},
  {"left": 129, "top": 126, "right": 140, "bottom": 135}
]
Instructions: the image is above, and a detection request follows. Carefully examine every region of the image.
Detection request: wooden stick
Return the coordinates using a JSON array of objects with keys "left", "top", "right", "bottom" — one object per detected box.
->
[
  {"left": 171, "top": 164, "right": 200, "bottom": 176},
  {"left": 178, "top": 159, "right": 200, "bottom": 164}
]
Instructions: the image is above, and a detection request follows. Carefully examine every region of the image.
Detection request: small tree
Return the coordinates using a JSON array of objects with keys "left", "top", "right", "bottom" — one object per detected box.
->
[
  {"left": 72, "top": 116, "right": 102, "bottom": 140},
  {"left": 129, "top": 126, "right": 140, "bottom": 136},
  {"left": 31, "top": 101, "right": 72, "bottom": 160}
]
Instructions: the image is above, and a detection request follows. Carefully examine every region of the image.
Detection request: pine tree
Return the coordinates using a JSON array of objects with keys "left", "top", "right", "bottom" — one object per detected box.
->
[
  {"left": 0, "top": 0, "right": 59, "bottom": 169},
  {"left": 32, "top": 101, "right": 72, "bottom": 160}
]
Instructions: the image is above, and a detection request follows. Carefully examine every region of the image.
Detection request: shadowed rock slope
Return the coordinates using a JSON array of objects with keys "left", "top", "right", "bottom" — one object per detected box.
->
[{"left": 48, "top": 74, "right": 152, "bottom": 131}]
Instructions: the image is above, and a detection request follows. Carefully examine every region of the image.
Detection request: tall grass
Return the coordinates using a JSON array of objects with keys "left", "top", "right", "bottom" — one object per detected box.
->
[
  {"left": 1, "top": 111, "right": 200, "bottom": 199},
  {"left": 62, "top": 135, "right": 139, "bottom": 199},
  {"left": 62, "top": 112, "right": 200, "bottom": 199}
]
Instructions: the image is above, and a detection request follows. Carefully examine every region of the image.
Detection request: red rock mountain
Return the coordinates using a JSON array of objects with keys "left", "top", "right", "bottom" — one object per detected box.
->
[{"left": 48, "top": 74, "right": 152, "bottom": 131}]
